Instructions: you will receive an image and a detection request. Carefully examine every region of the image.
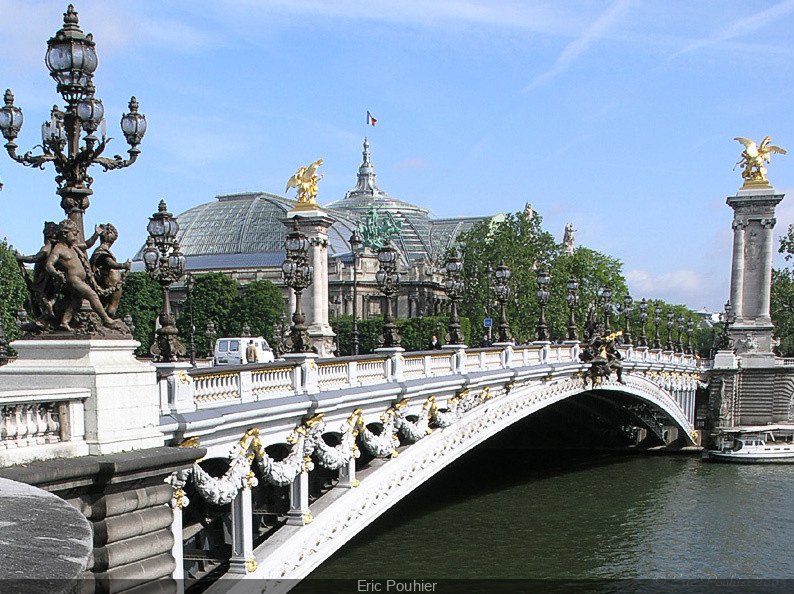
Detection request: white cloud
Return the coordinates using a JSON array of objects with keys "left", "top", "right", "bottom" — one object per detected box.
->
[
  {"left": 626, "top": 269, "right": 704, "bottom": 302},
  {"left": 524, "top": 0, "right": 635, "bottom": 92},
  {"left": 671, "top": 0, "right": 794, "bottom": 59}
]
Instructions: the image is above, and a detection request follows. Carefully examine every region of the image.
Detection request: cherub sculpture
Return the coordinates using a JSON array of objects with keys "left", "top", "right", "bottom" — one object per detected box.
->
[
  {"left": 15, "top": 221, "right": 60, "bottom": 327},
  {"left": 734, "top": 136, "right": 787, "bottom": 186},
  {"left": 285, "top": 159, "right": 323, "bottom": 206},
  {"left": 45, "top": 219, "right": 122, "bottom": 332},
  {"left": 90, "top": 223, "right": 131, "bottom": 317}
]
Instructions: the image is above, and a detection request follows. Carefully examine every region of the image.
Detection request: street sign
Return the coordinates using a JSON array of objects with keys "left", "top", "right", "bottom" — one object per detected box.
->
[{"left": 483, "top": 317, "right": 492, "bottom": 328}]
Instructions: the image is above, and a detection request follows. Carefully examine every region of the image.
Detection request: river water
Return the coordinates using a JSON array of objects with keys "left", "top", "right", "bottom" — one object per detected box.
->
[{"left": 303, "top": 444, "right": 794, "bottom": 589}]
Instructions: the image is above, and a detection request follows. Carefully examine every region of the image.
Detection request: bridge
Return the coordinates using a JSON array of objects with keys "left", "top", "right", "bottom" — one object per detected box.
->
[{"left": 1, "top": 339, "right": 702, "bottom": 589}]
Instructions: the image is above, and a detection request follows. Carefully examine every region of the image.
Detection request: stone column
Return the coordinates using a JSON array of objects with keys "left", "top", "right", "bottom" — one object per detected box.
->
[
  {"left": 729, "top": 220, "right": 746, "bottom": 318},
  {"left": 283, "top": 210, "right": 337, "bottom": 357},
  {"left": 337, "top": 457, "right": 358, "bottom": 489},
  {"left": 726, "top": 187, "right": 784, "bottom": 362}
]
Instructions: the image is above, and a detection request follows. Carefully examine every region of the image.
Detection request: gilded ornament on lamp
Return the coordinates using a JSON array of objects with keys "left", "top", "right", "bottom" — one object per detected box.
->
[
  {"left": 734, "top": 136, "right": 787, "bottom": 188},
  {"left": 177, "top": 436, "right": 201, "bottom": 448},
  {"left": 285, "top": 159, "right": 323, "bottom": 209},
  {"left": 245, "top": 558, "right": 258, "bottom": 573}
]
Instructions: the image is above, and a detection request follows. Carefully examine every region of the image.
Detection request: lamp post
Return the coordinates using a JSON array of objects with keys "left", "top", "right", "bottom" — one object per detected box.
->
[
  {"left": 492, "top": 261, "right": 513, "bottom": 344},
  {"left": 621, "top": 294, "right": 633, "bottom": 346},
  {"left": 638, "top": 298, "right": 648, "bottom": 347},
  {"left": 653, "top": 303, "right": 662, "bottom": 349},
  {"left": 376, "top": 245, "right": 401, "bottom": 348},
  {"left": 485, "top": 262, "right": 494, "bottom": 343},
  {"left": 716, "top": 301, "right": 735, "bottom": 350},
  {"left": 205, "top": 320, "right": 217, "bottom": 358},
  {"left": 349, "top": 230, "right": 362, "bottom": 355},
  {"left": 443, "top": 253, "right": 465, "bottom": 346},
  {"left": 665, "top": 310, "right": 674, "bottom": 351},
  {"left": 675, "top": 314, "right": 685, "bottom": 354},
  {"left": 186, "top": 273, "right": 196, "bottom": 366},
  {"left": 142, "top": 200, "right": 186, "bottom": 362},
  {"left": 535, "top": 268, "right": 550, "bottom": 341},
  {"left": 0, "top": 6, "right": 145, "bottom": 335},
  {"left": 122, "top": 313, "right": 135, "bottom": 337},
  {"left": 281, "top": 218, "right": 313, "bottom": 353},
  {"left": 686, "top": 318, "right": 694, "bottom": 355},
  {"left": 598, "top": 286, "right": 612, "bottom": 333},
  {"left": 566, "top": 277, "right": 579, "bottom": 341}
]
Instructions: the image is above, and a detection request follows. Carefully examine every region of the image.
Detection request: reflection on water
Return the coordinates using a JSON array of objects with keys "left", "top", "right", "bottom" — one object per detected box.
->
[{"left": 308, "top": 449, "right": 794, "bottom": 580}]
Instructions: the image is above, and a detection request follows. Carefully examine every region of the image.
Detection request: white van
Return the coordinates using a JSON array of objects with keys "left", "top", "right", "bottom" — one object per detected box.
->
[{"left": 213, "top": 337, "right": 274, "bottom": 366}]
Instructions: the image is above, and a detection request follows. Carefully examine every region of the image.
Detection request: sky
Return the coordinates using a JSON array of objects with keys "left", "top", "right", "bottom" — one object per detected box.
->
[{"left": 1, "top": 0, "right": 793, "bottom": 312}]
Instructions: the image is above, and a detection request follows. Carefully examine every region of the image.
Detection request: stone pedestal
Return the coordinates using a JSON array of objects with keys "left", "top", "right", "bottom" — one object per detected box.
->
[
  {"left": 283, "top": 209, "right": 337, "bottom": 357},
  {"left": 0, "top": 339, "right": 164, "bottom": 454},
  {"left": 726, "top": 186, "right": 784, "bottom": 357}
]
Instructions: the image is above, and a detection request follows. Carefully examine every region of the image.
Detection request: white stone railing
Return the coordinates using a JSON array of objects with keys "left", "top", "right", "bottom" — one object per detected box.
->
[
  {"left": 316, "top": 361, "right": 350, "bottom": 390},
  {"left": 402, "top": 355, "right": 426, "bottom": 380},
  {"left": 251, "top": 365, "right": 295, "bottom": 398},
  {"left": 192, "top": 371, "right": 241, "bottom": 405},
  {"left": 0, "top": 388, "right": 89, "bottom": 467},
  {"left": 428, "top": 353, "right": 454, "bottom": 375},
  {"left": 777, "top": 358, "right": 794, "bottom": 366},
  {"left": 356, "top": 357, "right": 389, "bottom": 385}
]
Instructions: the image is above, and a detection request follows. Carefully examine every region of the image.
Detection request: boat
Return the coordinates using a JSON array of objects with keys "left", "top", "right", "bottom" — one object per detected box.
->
[{"left": 705, "top": 426, "right": 794, "bottom": 463}]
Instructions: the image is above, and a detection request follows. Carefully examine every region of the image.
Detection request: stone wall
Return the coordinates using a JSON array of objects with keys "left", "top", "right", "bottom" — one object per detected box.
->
[{"left": 0, "top": 446, "right": 204, "bottom": 593}]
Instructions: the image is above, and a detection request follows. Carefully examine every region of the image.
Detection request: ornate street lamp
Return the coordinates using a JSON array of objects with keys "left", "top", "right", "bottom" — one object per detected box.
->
[
  {"left": 675, "top": 314, "right": 685, "bottom": 354},
  {"left": 442, "top": 253, "right": 465, "bottom": 346},
  {"left": 349, "top": 229, "right": 362, "bottom": 355},
  {"left": 665, "top": 310, "right": 674, "bottom": 351},
  {"left": 186, "top": 273, "right": 196, "bottom": 366},
  {"left": 686, "top": 318, "right": 694, "bottom": 355},
  {"left": 598, "top": 286, "right": 613, "bottom": 333},
  {"left": 376, "top": 245, "right": 401, "bottom": 348},
  {"left": 653, "top": 303, "right": 662, "bottom": 349},
  {"left": 0, "top": 6, "right": 145, "bottom": 336},
  {"left": 205, "top": 320, "right": 217, "bottom": 358},
  {"left": 493, "top": 261, "right": 513, "bottom": 343},
  {"left": 716, "top": 300, "right": 735, "bottom": 350},
  {"left": 638, "top": 298, "right": 649, "bottom": 347},
  {"left": 0, "top": 6, "right": 144, "bottom": 235},
  {"left": 566, "top": 277, "right": 579, "bottom": 341},
  {"left": 535, "top": 268, "right": 551, "bottom": 341},
  {"left": 143, "top": 200, "right": 186, "bottom": 362},
  {"left": 281, "top": 219, "right": 313, "bottom": 353},
  {"left": 622, "top": 294, "right": 634, "bottom": 346},
  {"left": 0, "top": 316, "right": 8, "bottom": 366}
]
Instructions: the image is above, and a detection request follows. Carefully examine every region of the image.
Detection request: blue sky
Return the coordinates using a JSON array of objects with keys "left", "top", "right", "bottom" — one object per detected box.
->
[{"left": 1, "top": 0, "right": 793, "bottom": 311}]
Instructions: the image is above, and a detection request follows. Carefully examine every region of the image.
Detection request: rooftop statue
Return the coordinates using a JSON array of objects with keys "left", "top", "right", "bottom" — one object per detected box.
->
[
  {"left": 734, "top": 136, "right": 787, "bottom": 188},
  {"left": 563, "top": 223, "right": 576, "bottom": 255},
  {"left": 357, "top": 204, "right": 403, "bottom": 251},
  {"left": 286, "top": 159, "right": 324, "bottom": 208}
]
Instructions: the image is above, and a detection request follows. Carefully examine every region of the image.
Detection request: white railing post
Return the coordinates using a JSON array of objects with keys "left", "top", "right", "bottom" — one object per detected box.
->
[
  {"left": 337, "top": 456, "right": 358, "bottom": 489},
  {"left": 348, "top": 361, "right": 359, "bottom": 386},
  {"left": 239, "top": 370, "right": 254, "bottom": 403},
  {"left": 228, "top": 478, "right": 255, "bottom": 574},
  {"left": 286, "top": 470, "right": 312, "bottom": 526}
]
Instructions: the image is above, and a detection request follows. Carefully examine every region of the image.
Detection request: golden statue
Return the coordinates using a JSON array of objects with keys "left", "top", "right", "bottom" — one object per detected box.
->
[
  {"left": 285, "top": 159, "right": 323, "bottom": 208},
  {"left": 734, "top": 136, "right": 787, "bottom": 188}
]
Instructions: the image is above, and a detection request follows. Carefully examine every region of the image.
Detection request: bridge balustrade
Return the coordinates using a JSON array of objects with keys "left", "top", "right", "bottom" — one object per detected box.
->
[{"left": 0, "top": 388, "right": 90, "bottom": 466}]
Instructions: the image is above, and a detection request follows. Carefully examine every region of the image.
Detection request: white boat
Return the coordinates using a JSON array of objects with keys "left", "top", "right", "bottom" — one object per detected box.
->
[{"left": 705, "top": 427, "right": 794, "bottom": 463}]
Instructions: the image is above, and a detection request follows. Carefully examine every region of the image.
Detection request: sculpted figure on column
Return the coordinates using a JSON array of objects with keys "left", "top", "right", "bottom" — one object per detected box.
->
[
  {"left": 90, "top": 223, "right": 131, "bottom": 318},
  {"left": 734, "top": 136, "right": 787, "bottom": 186}
]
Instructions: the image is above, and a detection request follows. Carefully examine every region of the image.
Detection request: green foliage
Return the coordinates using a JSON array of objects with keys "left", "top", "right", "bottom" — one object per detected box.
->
[
  {"left": 0, "top": 239, "right": 27, "bottom": 351},
  {"left": 237, "top": 280, "right": 286, "bottom": 346},
  {"left": 772, "top": 266, "right": 794, "bottom": 356},
  {"left": 117, "top": 272, "right": 162, "bottom": 356},
  {"left": 330, "top": 314, "right": 468, "bottom": 355},
  {"left": 176, "top": 272, "right": 240, "bottom": 357}
]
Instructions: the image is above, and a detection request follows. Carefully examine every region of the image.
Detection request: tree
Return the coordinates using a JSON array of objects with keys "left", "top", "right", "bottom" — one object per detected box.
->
[
  {"left": 237, "top": 280, "right": 285, "bottom": 346},
  {"left": 177, "top": 272, "right": 240, "bottom": 357},
  {"left": 117, "top": 272, "right": 162, "bottom": 356},
  {"left": 457, "top": 210, "right": 558, "bottom": 343},
  {"left": 772, "top": 227, "right": 794, "bottom": 355},
  {"left": 0, "top": 239, "right": 27, "bottom": 350}
]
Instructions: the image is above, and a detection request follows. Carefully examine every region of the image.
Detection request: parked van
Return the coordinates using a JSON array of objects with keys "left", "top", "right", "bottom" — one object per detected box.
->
[{"left": 213, "top": 337, "right": 274, "bottom": 366}]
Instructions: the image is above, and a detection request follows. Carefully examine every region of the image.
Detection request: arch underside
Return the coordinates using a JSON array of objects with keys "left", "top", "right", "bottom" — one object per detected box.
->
[{"left": 234, "top": 371, "right": 695, "bottom": 587}]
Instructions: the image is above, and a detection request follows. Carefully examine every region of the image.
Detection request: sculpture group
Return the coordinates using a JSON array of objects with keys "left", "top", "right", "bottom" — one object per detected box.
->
[
  {"left": 734, "top": 136, "right": 787, "bottom": 187},
  {"left": 15, "top": 219, "right": 131, "bottom": 335}
]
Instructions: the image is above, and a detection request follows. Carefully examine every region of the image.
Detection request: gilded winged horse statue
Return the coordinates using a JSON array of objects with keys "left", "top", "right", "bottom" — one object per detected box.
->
[
  {"left": 285, "top": 159, "right": 323, "bottom": 207},
  {"left": 734, "top": 136, "right": 787, "bottom": 187}
]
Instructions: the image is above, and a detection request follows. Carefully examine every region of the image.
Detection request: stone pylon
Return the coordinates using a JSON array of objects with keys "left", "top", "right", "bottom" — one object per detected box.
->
[
  {"left": 283, "top": 208, "right": 337, "bottom": 357},
  {"left": 726, "top": 184, "right": 784, "bottom": 366}
]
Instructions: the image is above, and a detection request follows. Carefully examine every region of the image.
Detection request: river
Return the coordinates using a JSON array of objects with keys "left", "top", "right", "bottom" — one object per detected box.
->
[{"left": 300, "top": 441, "right": 794, "bottom": 591}]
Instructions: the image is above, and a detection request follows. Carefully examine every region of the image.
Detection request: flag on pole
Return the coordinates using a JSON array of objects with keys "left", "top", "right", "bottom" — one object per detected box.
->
[{"left": 367, "top": 111, "right": 377, "bottom": 126}]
